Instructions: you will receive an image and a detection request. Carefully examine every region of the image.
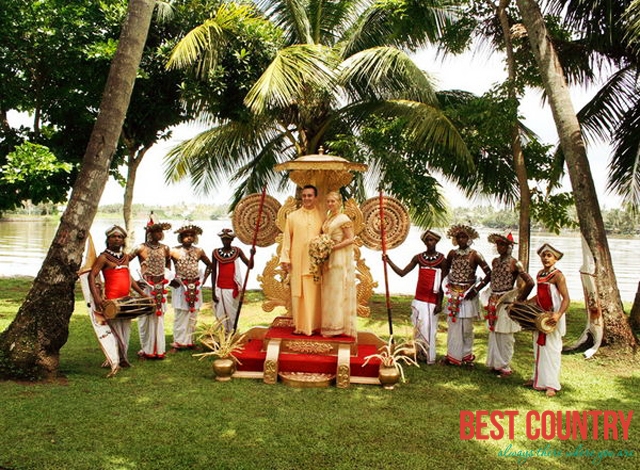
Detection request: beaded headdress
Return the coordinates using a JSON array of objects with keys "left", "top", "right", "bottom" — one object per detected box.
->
[
  {"left": 488, "top": 231, "right": 516, "bottom": 245},
  {"left": 446, "top": 224, "right": 478, "bottom": 245}
]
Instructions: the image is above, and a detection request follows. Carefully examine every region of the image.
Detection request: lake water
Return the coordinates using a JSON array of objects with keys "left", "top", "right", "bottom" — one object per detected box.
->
[{"left": 0, "top": 219, "right": 638, "bottom": 302}]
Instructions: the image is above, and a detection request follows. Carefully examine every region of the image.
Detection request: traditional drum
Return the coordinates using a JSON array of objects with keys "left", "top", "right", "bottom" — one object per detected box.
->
[
  {"left": 103, "top": 296, "right": 156, "bottom": 320},
  {"left": 506, "top": 301, "right": 557, "bottom": 334}
]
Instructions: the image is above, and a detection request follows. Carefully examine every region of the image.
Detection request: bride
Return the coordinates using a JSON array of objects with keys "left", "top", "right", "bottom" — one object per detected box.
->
[{"left": 320, "top": 191, "right": 357, "bottom": 337}]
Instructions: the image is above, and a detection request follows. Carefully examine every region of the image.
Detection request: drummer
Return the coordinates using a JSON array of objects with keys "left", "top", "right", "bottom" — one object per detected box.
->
[
  {"left": 524, "top": 243, "right": 570, "bottom": 397},
  {"left": 482, "top": 232, "right": 534, "bottom": 378},
  {"left": 89, "top": 225, "right": 149, "bottom": 370}
]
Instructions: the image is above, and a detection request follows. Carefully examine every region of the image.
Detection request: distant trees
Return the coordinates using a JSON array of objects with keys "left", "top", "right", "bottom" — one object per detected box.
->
[{"left": 449, "top": 205, "right": 638, "bottom": 235}]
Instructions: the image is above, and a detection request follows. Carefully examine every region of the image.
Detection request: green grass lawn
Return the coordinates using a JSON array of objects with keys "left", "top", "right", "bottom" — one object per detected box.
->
[{"left": 1, "top": 276, "right": 639, "bottom": 470}]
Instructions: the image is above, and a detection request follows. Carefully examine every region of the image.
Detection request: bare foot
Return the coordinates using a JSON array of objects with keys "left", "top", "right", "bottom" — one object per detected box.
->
[{"left": 546, "top": 388, "right": 557, "bottom": 397}]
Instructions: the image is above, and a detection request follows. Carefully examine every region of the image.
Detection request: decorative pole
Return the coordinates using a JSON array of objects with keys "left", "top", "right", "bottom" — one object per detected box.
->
[
  {"left": 233, "top": 186, "right": 267, "bottom": 332},
  {"left": 379, "top": 191, "right": 394, "bottom": 336}
]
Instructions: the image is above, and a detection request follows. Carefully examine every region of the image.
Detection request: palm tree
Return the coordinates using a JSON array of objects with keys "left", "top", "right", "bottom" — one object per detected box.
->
[
  {"left": 436, "top": 1, "right": 576, "bottom": 269},
  {"left": 545, "top": 0, "right": 640, "bottom": 208},
  {"left": 164, "top": 0, "right": 472, "bottom": 226},
  {"left": 515, "top": 0, "right": 637, "bottom": 348}
]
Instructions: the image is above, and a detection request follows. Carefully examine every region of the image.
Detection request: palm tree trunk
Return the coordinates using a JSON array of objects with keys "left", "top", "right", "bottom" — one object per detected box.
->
[
  {"left": 0, "top": 0, "right": 156, "bottom": 379},
  {"left": 123, "top": 146, "right": 149, "bottom": 248},
  {"left": 497, "top": 0, "right": 532, "bottom": 270},
  {"left": 515, "top": 0, "right": 636, "bottom": 348}
]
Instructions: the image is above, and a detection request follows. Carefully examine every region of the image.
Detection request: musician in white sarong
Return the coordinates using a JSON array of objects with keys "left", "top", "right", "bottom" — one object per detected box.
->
[
  {"left": 211, "top": 229, "right": 253, "bottom": 332},
  {"left": 384, "top": 230, "right": 449, "bottom": 364},
  {"left": 482, "top": 232, "right": 534, "bottom": 377},
  {"left": 88, "top": 225, "right": 148, "bottom": 375},
  {"left": 130, "top": 219, "right": 173, "bottom": 359},
  {"left": 442, "top": 225, "right": 491, "bottom": 367},
  {"left": 170, "top": 225, "right": 212, "bottom": 351},
  {"left": 525, "top": 243, "right": 570, "bottom": 397}
]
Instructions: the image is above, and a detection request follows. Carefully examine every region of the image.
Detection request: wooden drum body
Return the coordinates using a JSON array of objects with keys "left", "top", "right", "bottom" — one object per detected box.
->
[
  {"left": 103, "top": 296, "right": 155, "bottom": 320},
  {"left": 507, "top": 301, "right": 557, "bottom": 334}
]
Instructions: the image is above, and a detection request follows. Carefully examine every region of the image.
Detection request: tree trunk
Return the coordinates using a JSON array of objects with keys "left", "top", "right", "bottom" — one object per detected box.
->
[
  {"left": 0, "top": 0, "right": 156, "bottom": 380},
  {"left": 515, "top": 0, "right": 637, "bottom": 349},
  {"left": 630, "top": 282, "right": 640, "bottom": 331},
  {"left": 497, "top": 0, "right": 531, "bottom": 270},
  {"left": 123, "top": 145, "right": 149, "bottom": 248}
]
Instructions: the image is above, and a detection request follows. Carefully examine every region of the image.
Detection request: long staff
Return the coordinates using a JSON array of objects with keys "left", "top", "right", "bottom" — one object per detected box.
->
[
  {"left": 379, "top": 191, "right": 394, "bottom": 336},
  {"left": 233, "top": 186, "right": 267, "bottom": 332}
]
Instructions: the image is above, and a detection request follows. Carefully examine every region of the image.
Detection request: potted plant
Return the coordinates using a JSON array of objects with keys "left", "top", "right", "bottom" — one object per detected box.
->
[
  {"left": 362, "top": 335, "right": 425, "bottom": 389},
  {"left": 193, "top": 319, "right": 246, "bottom": 381}
]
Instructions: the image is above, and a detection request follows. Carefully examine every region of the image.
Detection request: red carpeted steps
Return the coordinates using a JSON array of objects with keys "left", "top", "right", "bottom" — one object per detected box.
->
[{"left": 233, "top": 317, "right": 385, "bottom": 387}]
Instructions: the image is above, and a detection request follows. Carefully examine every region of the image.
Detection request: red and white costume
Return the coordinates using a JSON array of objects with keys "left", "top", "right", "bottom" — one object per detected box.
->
[
  {"left": 103, "top": 264, "right": 133, "bottom": 363},
  {"left": 212, "top": 247, "right": 244, "bottom": 332},
  {"left": 172, "top": 246, "right": 204, "bottom": 349},
  {"left": 444, "top": 249, "right": 483, "bottom": 365},
  {"left": 411, "top": 253, "right": 445, "bottom": 364},
  {"left": 137, "top": 243, "right": 172, "bottom": 359},
  {"left": 531, "top": 270, "right": 566, "bottom": 392}
]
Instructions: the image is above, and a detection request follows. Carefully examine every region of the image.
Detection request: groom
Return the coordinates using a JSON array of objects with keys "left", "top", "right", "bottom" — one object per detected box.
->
[{"left": 280, "top": 185, "right": 324, "bottom": 336}]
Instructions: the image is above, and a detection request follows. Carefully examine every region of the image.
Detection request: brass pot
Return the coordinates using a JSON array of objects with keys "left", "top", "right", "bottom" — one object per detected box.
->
[
  {"left": 212, "top": 357, "right": 236, "bottom": 382},
  {"left": 378, "top": 365, "right": 401, "bottom": 390}
]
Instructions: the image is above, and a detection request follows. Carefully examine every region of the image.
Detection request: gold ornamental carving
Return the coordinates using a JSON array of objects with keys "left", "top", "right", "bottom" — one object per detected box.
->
[
  {"left": 354, "top": 242, "right": 375, "bottom": 317},
  {"left": 279, "top": 372, "right": 335, "bottom": 388},
  {"left": 264, "top": 360, "right": 278, "bottom": 384},
  {"left": 344, "top": 198, "right": 365, "bottom": 236},
  {"left": 287, "top": 341, "right": 334, "bottom": 355},
  {"left": 274, "top": 153, "right": 367, "bottom": 191},
  {"left": 271, "top": 317, "right": 295, "bottom": 328},
  {"left": 276, "top": 197, "right": 298, "bottom": 233},
  {"left": 336, "top": 364, "right": 351, "bottom": 389},
  {"left": 257, "top": 253, "right": 291, "bottom": 313}
]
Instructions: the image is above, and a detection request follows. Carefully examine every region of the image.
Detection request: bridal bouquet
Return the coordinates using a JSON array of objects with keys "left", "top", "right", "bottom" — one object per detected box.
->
[{"left": 309, "top": 234, "right": 334, "bottom": 282}]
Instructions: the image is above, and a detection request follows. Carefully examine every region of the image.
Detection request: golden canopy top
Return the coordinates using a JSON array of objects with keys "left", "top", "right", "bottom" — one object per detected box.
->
[
  {"left": 274, "top": 154, "right": 368, "bottom": 173},
  {"left": 274, "top": 154, "right": 368, "bottom": 190}
]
